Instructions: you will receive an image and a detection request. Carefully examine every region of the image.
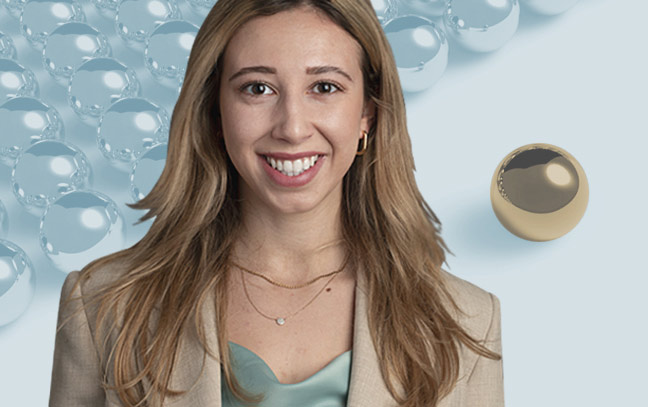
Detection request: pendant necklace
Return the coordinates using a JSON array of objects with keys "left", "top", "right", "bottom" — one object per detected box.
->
[{"left": 231, "top": 253, "right": 349, "bottom": 326}]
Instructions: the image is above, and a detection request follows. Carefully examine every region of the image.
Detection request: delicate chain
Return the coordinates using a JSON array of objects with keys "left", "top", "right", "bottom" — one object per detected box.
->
[
  {"left": 230, "top": 253, "right": 350, "bottom": 289},
  {"left": 240, "top": 268, "right": 340, "bottom": 325}
]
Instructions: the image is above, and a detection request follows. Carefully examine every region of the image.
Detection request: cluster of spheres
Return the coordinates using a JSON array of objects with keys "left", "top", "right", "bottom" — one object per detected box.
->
[
  {"left": 0, "top": 0, "right": 587, "bottom": 327},
  {"left": 375, "top": 0, "right": 581, "bottom": 92}
]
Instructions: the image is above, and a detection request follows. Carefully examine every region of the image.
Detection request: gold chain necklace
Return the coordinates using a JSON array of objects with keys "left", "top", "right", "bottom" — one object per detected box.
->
[
  {"left": 231, "top": 254, "right": 350, "bottom": 326},
  {"left": 230, "top": 253, "right": 349, "bottom": 289}
]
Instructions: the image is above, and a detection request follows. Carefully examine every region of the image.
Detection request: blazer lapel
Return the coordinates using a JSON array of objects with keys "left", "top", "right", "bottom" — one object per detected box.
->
[
  {"left": 160, "top": 287, "right": 223, "bottom": 406},
  {"left": 346, "top": 270, "right": 401, "bottom": 407}
]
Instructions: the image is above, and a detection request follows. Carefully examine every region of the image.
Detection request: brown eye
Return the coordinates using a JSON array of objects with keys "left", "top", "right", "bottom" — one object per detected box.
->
[
  {"left": 241, "top": 82, "right": 273, "bottom": 96},
  {"left": 314, "top": 81, "right": 340, "bottom": 94}
]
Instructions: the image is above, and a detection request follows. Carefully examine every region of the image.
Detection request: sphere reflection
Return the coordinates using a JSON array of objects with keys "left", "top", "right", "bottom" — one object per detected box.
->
[
  {"left": 384, "top": 15, "right": 448, "bottom": 92},
  {"left": 40, "top": 190, "right": 126, "bottom": 272},
  {"left": 98, "top": 97, "right": 169, "bottom": 172},
  {"left": 11, "top": 140, "right": 92, "bottom": 216},
  {"left": 490, "top": 143, "right": 589, "bottom": 241},
  {"left": 0, "top": 96, "right": 64, "bottom": 166},
  {"left": 0, "top": 239, "right": 36, "bottom": 326}
]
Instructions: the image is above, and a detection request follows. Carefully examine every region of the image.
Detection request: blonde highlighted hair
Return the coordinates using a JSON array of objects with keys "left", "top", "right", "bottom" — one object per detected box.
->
[{"left": 59, "top": 0, "right": 501, "bottom": 406}]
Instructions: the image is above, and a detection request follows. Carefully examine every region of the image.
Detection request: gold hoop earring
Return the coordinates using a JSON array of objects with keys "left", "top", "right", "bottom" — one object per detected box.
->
[{"left": 356, "top": 130, "right": 368, "bottom": 156}]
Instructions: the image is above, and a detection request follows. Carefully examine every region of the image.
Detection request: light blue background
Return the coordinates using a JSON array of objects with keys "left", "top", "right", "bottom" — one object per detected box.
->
[{"left": 1, "top": 0, "right": 647, "bottom": 405}]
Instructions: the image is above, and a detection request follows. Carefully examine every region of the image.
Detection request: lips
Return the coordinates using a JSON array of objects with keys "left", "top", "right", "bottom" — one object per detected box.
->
[
  {"left": 258, "top": 152, "right": 325, "bottom": 188},
  {"left": 259, "top": 151, "right": 325, "bottom": 160}
]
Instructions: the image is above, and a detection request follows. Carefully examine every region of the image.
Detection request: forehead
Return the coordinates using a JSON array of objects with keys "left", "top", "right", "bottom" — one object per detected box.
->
[{"left": 221, "top": 7, "right": 363, "bottom": 76}]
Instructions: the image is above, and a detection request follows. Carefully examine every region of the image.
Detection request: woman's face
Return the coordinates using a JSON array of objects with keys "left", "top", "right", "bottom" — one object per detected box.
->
[{"left": 219, "top": 6, "right": 374, "bottom": 216}]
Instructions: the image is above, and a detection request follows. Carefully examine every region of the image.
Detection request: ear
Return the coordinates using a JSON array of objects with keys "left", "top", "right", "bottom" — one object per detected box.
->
[{"left": 360, "top": 99, "right": 376, "bottom": 134}]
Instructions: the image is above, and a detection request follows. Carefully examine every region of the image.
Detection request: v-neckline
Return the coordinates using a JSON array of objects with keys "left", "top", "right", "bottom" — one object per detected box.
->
[{"left": 227, "top": 341, "right": 352, "bottom": 385}]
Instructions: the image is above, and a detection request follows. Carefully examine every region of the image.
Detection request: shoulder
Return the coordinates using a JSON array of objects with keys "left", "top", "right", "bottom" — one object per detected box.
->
[
  {"left": 70, "top": 255, "right": 134, "bottom": 297},
  {"left": 438, "top": 268, "right": 501, "bottom": 342},
  {"left": 58, "top": 255, "right": 137, "bottom": 328}
]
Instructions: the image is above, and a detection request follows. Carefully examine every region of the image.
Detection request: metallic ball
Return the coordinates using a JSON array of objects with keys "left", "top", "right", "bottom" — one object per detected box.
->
[
  {"left": 0, "top": 58, "right": 39, "bottom": 103},
  {"left": 11, "top": 140, "right": 92, "bottom": 216},
  {"left": 43, "top": 22, "right": 111, "bottom": 84},
  {"left": 401, "top": 0, "right": 449, "bottom": 19},
  {"left": 144, "top": 20, "right": 198, "bottom": 88},
  {"left": 371, "top": 0, "right": 398, "bottom": 25},
  {"left": 97, "top": 97, "right": 169, "bottom": 172},
  {"left": 67, "top": 57, "right": 140, "bottom": 123},
  {"left": 39, "top": 190, "right": 126, "bottom": 272},
  {"left": 130, "top": 142, "right": 167, "bottom": 202},
  {"left": 0, "top": 239, "right": 36, "bottom": 326},
  {"left": 384, "top": 15, "right": 448, "bottom": 92},
  {"left": 444, "top": 0, "right": 520, "bottom": 52},
  {"left": 19, "top": 0, "right": 85, "bottom": 48},
  {"left": 490, "top": 143, "right": 589, "bottom": 241},
  {"left": 520, "top": 0, "right": 579, "bottom": 15},
  {"left": 0, "top": 32, "right": 17, "bottom": 59},
  {"left": 0, "top": 200, "right": 8, "bottom": 238},
  {"left": 0, "top": 96, "right": 64, "bottom": 166},
  {"left": 115, "top": 0, "right": 181, "bottom": 47}
]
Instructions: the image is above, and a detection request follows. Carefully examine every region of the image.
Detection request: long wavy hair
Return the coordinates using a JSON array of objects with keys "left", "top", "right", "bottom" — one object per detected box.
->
[{"left": 58, "top": 0, "right": 501, "bottom": 406}]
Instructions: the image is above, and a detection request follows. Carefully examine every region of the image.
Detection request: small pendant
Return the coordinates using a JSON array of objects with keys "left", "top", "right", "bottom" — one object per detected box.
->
[{"left": 275, "top": 317, "right": 285, "bottom": 326}]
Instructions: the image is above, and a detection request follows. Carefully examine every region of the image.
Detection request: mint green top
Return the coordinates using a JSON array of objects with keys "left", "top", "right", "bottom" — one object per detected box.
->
[{"left": 221, "top": 341, "right": 352, "bottom": 407}]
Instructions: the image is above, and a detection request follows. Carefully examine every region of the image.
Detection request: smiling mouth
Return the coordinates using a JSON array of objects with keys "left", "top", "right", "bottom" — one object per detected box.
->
[{"left": 263, "top": 154, "right": 320, "bottom": 177}]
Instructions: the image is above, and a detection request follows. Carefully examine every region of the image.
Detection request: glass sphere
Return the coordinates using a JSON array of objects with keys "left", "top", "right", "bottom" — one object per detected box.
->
[
  {"left": 401, "top": 0, "right": 449, "bottom": 18},
  {"left": 371, "top": 0, "right": 398, "bottom": 25},
  {"left": 19, "top": 0, "right": 85, "bottom": 48},
  {"left": 130, "top": 142, "right": 166, "bottom": 202},
  {"left": 384, "top": 15, "right": 448, "bottom": 92},
  {"left": 144, "top": 20, "right": 198, "bottom": 88},
  {"left": 0, "top": 58, "right": 39, "bottom": 103},
  {"left": 115, "top": 0, "right": 181, "bottom": 47},
  {"left": 98, "top": 97, "right": 169, "bottom": 172},
  {"left": 0, "top": 239, "right": 36, "bottom": 327},
  {"left": 40, "top": 190, "right": 126, "bottom": 272},
  {"left": 0, "top": 200, "right": 8, "bottom": 238},
  {"left": 43, "top": 22, "right": 111, "bottom": 84},
  {"left": 0, "top": 96, "right": 64, "bottom": 166},
  {"left": 490, "top": 143, "right": 589, "bottom": 241},
  {"left": 0, "top": 32, "right": 17, "bottom": 59},
  {"left": 443, "top": 0, "right": 520, "bottom": 53},
  {"left": 67, "top": 57, "right": 140, "bottom": 123},
  {"left": 12, "top": 140, "right": 92, "bottom": 216}
]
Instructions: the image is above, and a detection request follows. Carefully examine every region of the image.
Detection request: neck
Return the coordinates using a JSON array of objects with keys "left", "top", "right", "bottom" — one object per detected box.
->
[{"left": 231, "top": 193, "right": 349, "bottom": 284}]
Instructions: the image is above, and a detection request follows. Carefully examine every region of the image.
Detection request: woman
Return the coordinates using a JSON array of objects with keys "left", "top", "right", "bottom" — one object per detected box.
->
[{"left": 49, "top": 0, "right": 503, "bottom": 406}]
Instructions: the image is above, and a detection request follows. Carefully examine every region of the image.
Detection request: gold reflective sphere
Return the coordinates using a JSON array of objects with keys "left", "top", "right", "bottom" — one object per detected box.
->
[{"left": 490, "top": 143, "right": 589, "bottom": 241}]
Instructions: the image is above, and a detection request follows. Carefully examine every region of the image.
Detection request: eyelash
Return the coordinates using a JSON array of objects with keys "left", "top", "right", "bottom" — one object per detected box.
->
[{"left": 239, "top": 80, "right": 343, "bottom": 96}]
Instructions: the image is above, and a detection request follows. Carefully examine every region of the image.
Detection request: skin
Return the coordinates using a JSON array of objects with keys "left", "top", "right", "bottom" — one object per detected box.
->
[
  {"left": 219, "top": 5, "right": 375, "bottom": 284},
  {"left": 218, "top": 6, "right": 375, "bottom": 383}
]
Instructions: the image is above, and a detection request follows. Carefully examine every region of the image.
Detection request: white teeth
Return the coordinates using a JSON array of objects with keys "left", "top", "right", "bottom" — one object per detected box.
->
[
  {"left": 265, "top": 155, "right": 319, "bottom": 177},
  {"left": 283, "top": 160, "right": 293, "bottom": 175},
  {"left": 293, "top": 159, "right": 303, "bottom": 173}
]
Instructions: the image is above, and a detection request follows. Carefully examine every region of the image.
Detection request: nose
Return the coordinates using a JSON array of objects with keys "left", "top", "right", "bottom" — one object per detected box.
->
[{"left": 271, "top": 88, "right": 313, "bottom": 144}]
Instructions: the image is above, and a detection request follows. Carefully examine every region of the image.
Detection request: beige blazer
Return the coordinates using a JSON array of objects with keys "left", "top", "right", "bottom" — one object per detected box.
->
[{"left": 49, "top": 261, "right": 504, "bottom": 407}]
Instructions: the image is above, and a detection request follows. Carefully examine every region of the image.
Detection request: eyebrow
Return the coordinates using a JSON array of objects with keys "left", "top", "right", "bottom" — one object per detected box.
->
[{"left": 228, "top": 65, "right": 354, "bottom": 83}]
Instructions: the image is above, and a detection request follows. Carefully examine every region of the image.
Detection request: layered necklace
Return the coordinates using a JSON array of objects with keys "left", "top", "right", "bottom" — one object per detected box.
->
[{"left": 229, "top": 253, "right": 350, "bottom": 326}]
